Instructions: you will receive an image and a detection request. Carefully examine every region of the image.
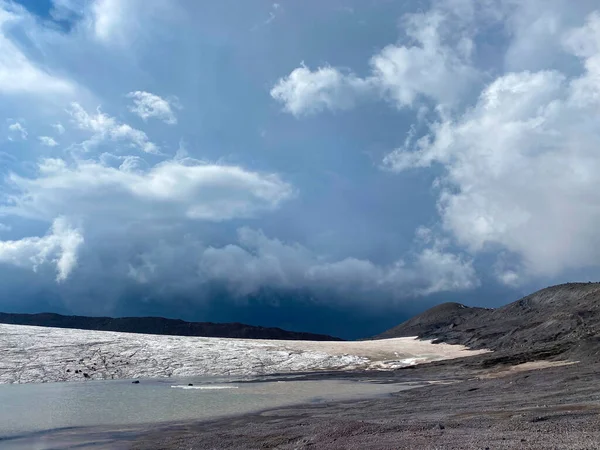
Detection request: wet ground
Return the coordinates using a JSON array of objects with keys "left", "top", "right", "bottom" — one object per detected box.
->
[
  {"left": 0, "top": 377, "right": 420, "bottom": 449},
  {"left": 128, "top": 354, "right": 600, "bottom": 449}
]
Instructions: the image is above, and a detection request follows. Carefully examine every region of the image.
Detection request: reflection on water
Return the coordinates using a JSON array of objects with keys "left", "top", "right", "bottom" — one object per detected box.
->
[{"left": 0, "top": 376, "right": 417, "bottom": 449}]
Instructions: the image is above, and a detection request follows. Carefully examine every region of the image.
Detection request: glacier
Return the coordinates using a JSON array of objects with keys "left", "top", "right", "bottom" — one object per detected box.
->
[{"left": 0, "top": 323, "right": 487, "bottom": 384}]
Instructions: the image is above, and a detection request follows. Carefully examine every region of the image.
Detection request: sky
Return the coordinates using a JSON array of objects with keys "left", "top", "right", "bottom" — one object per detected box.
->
[{"left": 1, "top": 0, "right": 600, "bottom": 339}]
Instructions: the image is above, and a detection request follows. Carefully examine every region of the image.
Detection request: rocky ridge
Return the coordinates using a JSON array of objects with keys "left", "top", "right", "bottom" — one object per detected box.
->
[{"left": 376, "top": 282, "right": 600, "bottom": 360}]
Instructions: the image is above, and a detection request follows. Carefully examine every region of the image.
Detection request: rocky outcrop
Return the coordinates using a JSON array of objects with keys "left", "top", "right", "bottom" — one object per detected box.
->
[{"left": 375, "top": 283, "right": 600, "bottom": 359}]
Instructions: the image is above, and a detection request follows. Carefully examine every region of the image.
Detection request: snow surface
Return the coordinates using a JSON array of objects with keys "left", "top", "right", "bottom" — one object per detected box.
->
[
  {"left": 170, "top": 385, "right": 239, "bottom": 390},
  {"left": 0, "top": 324, "right": 488, "bottom": 384}
]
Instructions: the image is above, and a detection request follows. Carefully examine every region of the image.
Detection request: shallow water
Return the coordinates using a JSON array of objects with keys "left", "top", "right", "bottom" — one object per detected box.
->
[{"left": 0, "top": 376, "right": 416, "bottom": 448}]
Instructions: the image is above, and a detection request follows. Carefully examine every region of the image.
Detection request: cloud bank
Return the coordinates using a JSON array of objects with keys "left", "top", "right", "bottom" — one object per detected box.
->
[
  {"left": 3, "top": 0, "right": 600, "bottom": 335},
  {"left": 273, "top": 0, "right": 600, "bottom": 287}
]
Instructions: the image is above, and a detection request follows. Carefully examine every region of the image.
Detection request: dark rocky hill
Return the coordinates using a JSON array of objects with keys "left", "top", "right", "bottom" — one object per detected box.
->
[
  {"left": 0, "top": 312, "right": 342, "bottom": 341},
  {"left": 374, "top": 283, "right": 600, "bottom": 359},
  {"left": 375, "top": 302, "right": 489, "bottom": 340}
]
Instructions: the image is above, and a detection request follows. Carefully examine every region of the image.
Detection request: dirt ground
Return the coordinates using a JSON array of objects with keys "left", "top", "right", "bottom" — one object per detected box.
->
[{"left": 129, "top": 352, "right": 600, "bottom": 449}]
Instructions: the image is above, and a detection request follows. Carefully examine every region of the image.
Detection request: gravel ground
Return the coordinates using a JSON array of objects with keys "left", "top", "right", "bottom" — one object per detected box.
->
[{"left": 130, "top": 354, "right": 600, "bottom": 449}]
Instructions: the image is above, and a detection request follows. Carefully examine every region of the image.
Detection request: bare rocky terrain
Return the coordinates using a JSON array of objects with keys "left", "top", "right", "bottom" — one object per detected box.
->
[
  {"left": 376, "top": 282, "right": 600, "bottom": 360},
  {"left": 127, "top": 282, "right": 600, "bottom": 449},
  {"left": 130, "top": 357, "right": 600, "bottom": 449}
]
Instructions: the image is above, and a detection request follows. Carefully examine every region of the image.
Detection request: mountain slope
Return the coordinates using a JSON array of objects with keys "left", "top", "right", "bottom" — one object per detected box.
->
[
  {"left": 375, "top": 302, "right": 488, "bottom": 340},
  {"left": 375, "top": 283, "right": 600, "bottom": 358},
  {"left": 0, "top": 312, "right": 342, "bottom": 341}
]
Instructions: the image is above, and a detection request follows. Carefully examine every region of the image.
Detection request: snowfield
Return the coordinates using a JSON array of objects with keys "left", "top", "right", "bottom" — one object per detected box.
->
[{"left": 0, "top": 324, "right": 488, "bottom": 384}]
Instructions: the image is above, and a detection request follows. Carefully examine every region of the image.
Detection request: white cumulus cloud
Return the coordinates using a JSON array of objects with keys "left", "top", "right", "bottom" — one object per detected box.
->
[
  {"left": 3, "top": 158, "right": 294, "bottom": 223},
  {"left": 68, "top": 102, "right": 159, "bottom": 154},
  {"left": 0, "top": 217, "right": 83, "bottom": 282},
  {"left": 370, "top": 9, "right": 479, "bottom": 109},
  {"left": 127, "top": 91, "right": 178, "bottom": 124},
  {"left": 38, "top": 136, "right": 58, "bottom": 147},
  {"left": 52, "top": 123, "right": 65, "bottom": 135},
  {"left": 270, "top": 65, "right": 373, "bottom": 116},
  {"left": 8, "top": 121, "right": 27, "bottom": 140},
  {"left": 271, "top": 5, "right": 481, "bottom": 115},
  {"left": 384, "top": 11, "right": 600, "bottom": 280}
]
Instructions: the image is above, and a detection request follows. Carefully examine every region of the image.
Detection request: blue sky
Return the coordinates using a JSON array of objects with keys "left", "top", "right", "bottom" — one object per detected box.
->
[{"left": 1, "top": 0, "right": 600, "bottom": 338}]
